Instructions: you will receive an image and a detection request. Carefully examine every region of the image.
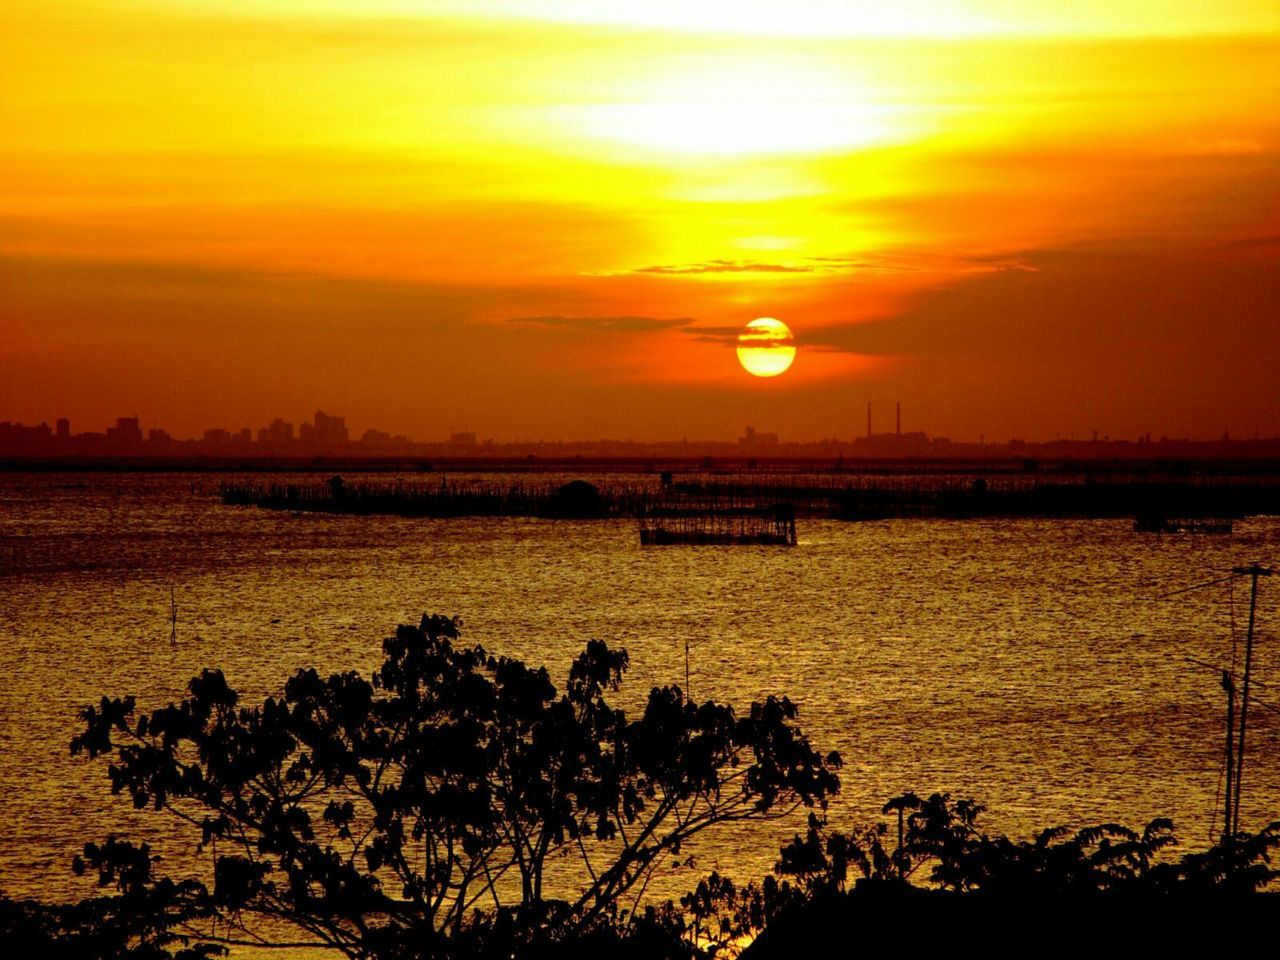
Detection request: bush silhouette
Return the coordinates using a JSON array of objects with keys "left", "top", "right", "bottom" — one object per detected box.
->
[
  {"left": 685, "top": 792, "right": 1280, "bottom": 956},
  {"left": 60, "top": 614, "right": 841, "bottom": 958},
  {"left": 5, "top": 617, "right": 1279, "bottom": 957}
]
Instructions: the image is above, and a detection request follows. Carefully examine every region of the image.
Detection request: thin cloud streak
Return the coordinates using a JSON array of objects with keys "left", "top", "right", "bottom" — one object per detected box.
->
[
  {"left": 508, "top": 315, "right": 695, "bottom": 331},
  {"left": 608, "top": 258, "right": 864, "bottom": 276}
]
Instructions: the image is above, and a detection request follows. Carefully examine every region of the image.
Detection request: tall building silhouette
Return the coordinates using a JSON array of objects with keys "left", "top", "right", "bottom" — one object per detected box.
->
[
  {"left": 258, "top": 418, "right": 295, "bottom": 446},
  {"left": 302, "top": 410, "right": 348, "bottom": 447},
  {"left": 106, "top": 417, "right": 143, "bottom": 446}
]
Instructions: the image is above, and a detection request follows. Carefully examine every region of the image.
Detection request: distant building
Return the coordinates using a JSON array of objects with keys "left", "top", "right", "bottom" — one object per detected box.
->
[
  {"left": 852, "top": 430, "right": 931, "bottom": 455},
  {"left": 315, "top": 411, "right": 348, "bottom": 444},
  {"left": 739, "top": 426, "right": 779, "bottom": 447},
  {"left": 203, "top": 428, "right": 231, "bottom": 444},
  {"left": 257, "top": 418, "right": 294, "bottom": 446},
  {"left": 0, "top": 421, "right": 52, "bottom": 443},
  {"left": 106, "top": 417, "right": 143, "bottom": 446},
  {"left": 56, "top": 417, "right": 70, "bottom": 439},
  {"left": 301, "top": 411, "right": 349, "bottom": 448},
  {"left": 449, "top": 431, "right": 478, "bottom": 445}
]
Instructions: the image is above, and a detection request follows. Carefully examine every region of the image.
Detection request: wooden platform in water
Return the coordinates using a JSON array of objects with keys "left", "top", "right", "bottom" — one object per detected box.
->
[
  {"left": 638, "top": 501, "right": 797, "bottom": 546},
  {"left": 219, "top": 473, "right": 1279, "bottom": 523},
  {"left": 1134, "top": 516, "right": 1234, "bottom": 534}
]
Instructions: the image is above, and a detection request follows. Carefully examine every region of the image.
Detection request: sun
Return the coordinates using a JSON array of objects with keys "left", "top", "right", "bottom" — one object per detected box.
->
[{"left": 736, "top": 317, "right": 796, "bottom": 378}]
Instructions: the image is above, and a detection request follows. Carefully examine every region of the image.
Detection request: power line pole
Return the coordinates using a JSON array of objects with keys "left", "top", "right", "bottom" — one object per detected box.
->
[
  {"left": 1231, "top": 563, "right": 1271, "bottom": 835},
  {"left": 1222, "top": 669, "right": 1235, "bottom": 842}
]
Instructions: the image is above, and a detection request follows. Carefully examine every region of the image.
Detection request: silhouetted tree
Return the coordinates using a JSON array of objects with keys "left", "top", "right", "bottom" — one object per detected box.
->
[
  {"left": 686, "top": 792, "right": 1280, "bottom": 956},
  {"left": 0, "top": 888, "right": 223, "bottom": 960},
  {"left": 65, "top": 614, "right": 841, "bottom": 958},
  {"left": 17, "top": 615, "right": 1280, "bottom": 958}
]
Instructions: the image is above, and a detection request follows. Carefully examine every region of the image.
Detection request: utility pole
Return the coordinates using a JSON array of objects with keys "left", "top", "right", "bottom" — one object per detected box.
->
[
  {"left": 1231, "top": 563, "right": 1271, "bottom": 835},
  {"left": 1222, "top": 669, "right": 1235, "bottom": 842}
]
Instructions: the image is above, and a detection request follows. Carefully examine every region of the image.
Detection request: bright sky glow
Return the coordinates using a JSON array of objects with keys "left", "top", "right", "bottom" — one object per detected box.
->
[{"left": 4, "top": 0, "right": 1280, "bottom": 441}]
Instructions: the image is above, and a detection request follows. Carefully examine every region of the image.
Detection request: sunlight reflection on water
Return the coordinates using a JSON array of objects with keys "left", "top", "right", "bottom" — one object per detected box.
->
[{"left": 3, "top": 472, "right": 1279, "bottom": 929}]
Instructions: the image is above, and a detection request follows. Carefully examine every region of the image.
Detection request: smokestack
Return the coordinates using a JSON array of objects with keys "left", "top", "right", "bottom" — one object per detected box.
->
[
  {"left": 896, "top": 401, "right": 901, "bottom": 436},
  {"left": 866, "top": 401, "right": 872, "bottom": 439}
]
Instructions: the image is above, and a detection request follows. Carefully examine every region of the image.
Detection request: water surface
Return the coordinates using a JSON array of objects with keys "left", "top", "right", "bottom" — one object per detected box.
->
[{"left": 2, "top": 471, "right": 1278, "bottom": 908}]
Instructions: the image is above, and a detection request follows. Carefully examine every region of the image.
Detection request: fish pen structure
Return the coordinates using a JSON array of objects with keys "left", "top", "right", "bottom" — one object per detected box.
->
[
  {"left": 670, "top": 474, "right": 1280, "bottom": 521},
  {"left": 1134, "top": 515, "right": 1234, "bottom": 534},
  {"left": 219, "top": 470, "right": 1280, "bottom": 523},
  {"left": 220, "top": 476, "right": 650, "bottom": 519},
  {"left": 638, "top": 498, "right": 797, "bottom": 546}
]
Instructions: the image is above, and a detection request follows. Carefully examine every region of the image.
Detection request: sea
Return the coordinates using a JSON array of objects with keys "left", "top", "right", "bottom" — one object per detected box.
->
[{"left": 3, "top": 470, "right": 1279, "bottom": 921}]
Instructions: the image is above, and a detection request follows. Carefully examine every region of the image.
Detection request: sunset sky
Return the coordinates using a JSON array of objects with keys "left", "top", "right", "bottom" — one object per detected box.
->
[{"left": 3, "top": 1, "right": 1279, "bottom": 442}]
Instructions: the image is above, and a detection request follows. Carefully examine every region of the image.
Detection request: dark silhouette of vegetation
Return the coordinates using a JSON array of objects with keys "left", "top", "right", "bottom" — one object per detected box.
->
[
  {"left": 542, "top": 479, "right": 607, "bottom": 518},
  {"left": 43, "top": 614, "right": 840, "bottom": 958},
  {"left": 0, "top": 889, "right": 221, "bottom": 960},
  {"left": 684, "top": 793, "right": 1280, "bottom": 957},
  {"left": 221, "top": 472, "right": 1280, "bottom": 522},
  {"left": 6, "top": 618, "right": 1280, "bottom": 957}
]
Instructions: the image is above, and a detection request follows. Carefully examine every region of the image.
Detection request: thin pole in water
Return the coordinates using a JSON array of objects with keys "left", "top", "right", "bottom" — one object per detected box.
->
[
  {"left": 169, "top": 586, "right": 178, "bottom": 645},
  {"left": 1231, "top": 563, "right": 1271, "bottom": 835},
  {"left": 685, "top": 639, "right": 691, "bottom": 702},
  {"left": 1222, "top": 669, "right": 1235, "bottom": 842}
]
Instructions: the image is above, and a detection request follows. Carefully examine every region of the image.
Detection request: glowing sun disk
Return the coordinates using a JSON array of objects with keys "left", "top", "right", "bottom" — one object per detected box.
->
[{"left": 737, "top": 317, "right": 796, "bottom": 377}]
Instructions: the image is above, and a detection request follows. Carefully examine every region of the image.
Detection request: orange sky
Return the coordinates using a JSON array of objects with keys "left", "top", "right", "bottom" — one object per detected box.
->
[{"left": 3, "top": 1, "right": 1279, "bottom": 442}]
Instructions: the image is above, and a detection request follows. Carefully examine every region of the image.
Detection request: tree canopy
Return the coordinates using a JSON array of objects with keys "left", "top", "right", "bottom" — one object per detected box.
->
[
  {"left": 62, "top": 614, "right": 841, "bottom": 958},
  {"left": 683, "top": 791, "right": 1280, "bottom": 955},
  {"left": 4, "top": 614, "right": 1279, "bottom": 958}
]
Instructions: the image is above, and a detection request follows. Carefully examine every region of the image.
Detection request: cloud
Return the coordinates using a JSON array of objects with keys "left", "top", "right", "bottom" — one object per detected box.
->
[
  {"left": 754, "top": 238, "right": 1280, "bottom": 364},
  {"left": 596, "top": 257, "right": 866, "bottom": 277},
  {"left": 0, "top": 252, "right": 619, "bottom": 432},
  {"left": 607, "top": 253, "right": 1037, "bottom": 280},
  {"left": 636, "top": 261, "right": 813, "bottom": 275},
  {"left": 683, "top": 324, "right": 804, "bottom": 350},
  {"left": 681, "top": 324, "right": 749, "bottom": 344},
  {"left": 1227, "top": 235, "right": 1280, "bottom": 251},
  {"left": 507, "top": 315, "right": 695, "bottom": 331}
]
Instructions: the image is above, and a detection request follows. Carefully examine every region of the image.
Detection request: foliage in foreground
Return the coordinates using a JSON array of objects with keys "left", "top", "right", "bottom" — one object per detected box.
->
[
  {"left": 51, "top": 614, "right": 841, "bottom": 958},
  {"left": 685, "top": 792, "right": 1280, "bottom": 954},
  {"left": 6, "top": 614, "right": 1280, "bottom": 958}
]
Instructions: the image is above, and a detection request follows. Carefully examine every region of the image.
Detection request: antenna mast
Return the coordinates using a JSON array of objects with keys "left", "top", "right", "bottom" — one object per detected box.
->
[
  {"left": 1221, "top": 669, "right": 1235, "bottom": 841},
  {"left": 1231, "top": 563, "right": 1271, "bottom": 834}
]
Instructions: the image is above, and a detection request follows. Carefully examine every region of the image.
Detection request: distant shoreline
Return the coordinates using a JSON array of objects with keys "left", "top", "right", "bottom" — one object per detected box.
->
[{"left": 8, "top": 454, "right": 1280, "bottom": 476}]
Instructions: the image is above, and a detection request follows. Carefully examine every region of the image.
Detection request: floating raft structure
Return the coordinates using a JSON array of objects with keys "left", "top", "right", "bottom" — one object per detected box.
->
[
  {"left": 220, "top": 476, "right": 644, "bottom": 519},
  {"left": 638, "top": 498, "right": 797, "bottom": 546},
  {"left": 220, "top": 471, "right": 1280, "bottom": 523},
  {"left": 1134, "top": 515, "right": 1234, "bottom": 535}
]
